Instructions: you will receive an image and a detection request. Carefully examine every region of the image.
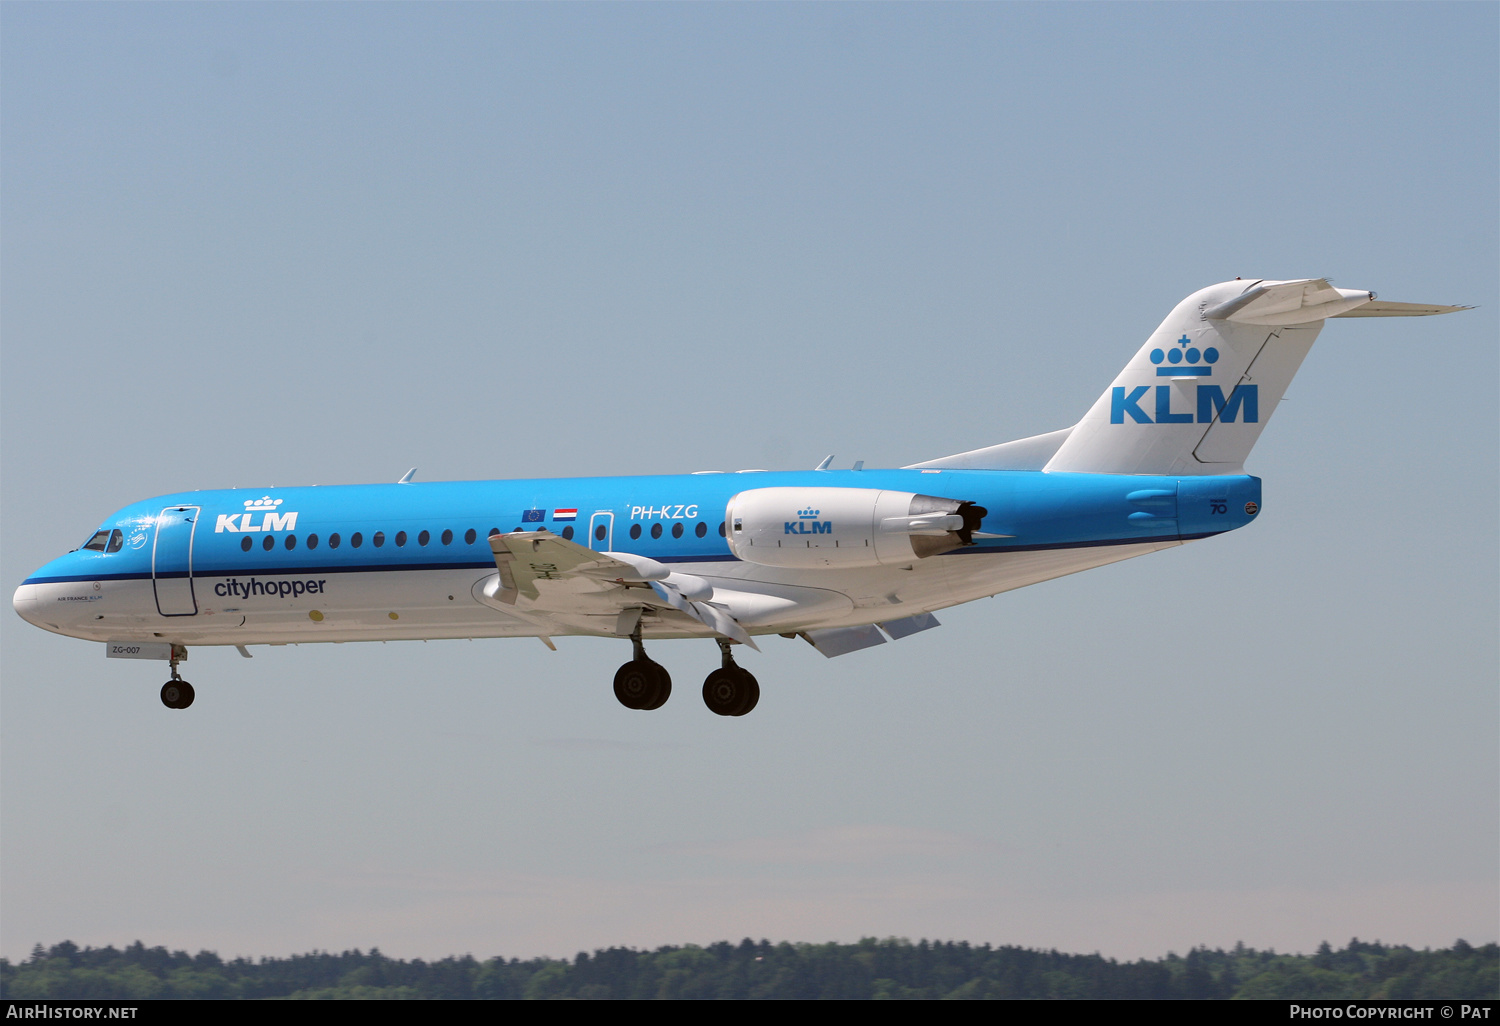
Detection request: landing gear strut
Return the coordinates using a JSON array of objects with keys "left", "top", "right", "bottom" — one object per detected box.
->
[
  {"left": 702, "top": 638, "right": 759, "bottom": 717},
  {"left": 161, "top": 645, "right": 194, "bottom": 710},
  {"left": 613, "top": 626, "right": 671, "bottom": 710}
]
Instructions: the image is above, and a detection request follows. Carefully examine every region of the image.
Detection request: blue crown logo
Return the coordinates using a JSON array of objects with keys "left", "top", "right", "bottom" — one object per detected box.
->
[
  {"left": 797, "top": 508, "right": 822, "bottom": 519},
  {"left": 1150, "top": 335, "right": 1218, "bottom": 376}
]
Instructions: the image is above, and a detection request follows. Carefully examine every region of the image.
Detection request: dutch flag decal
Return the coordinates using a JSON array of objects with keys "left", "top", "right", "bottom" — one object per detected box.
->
[{"left": 553, "top": 509, "right": 578, "bottom": 522}]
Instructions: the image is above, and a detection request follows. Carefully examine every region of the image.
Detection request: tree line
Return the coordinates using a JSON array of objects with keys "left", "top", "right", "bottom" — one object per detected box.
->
[{"left": 1, "top": 936, "right": 1494, "bottom": 1000}]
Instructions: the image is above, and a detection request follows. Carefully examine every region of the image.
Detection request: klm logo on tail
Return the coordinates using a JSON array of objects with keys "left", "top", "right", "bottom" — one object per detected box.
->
[
  {"left": 1151, "top": 335, "right": 1220, "bottom": 376},
  {"left": 1115, "top": 333, "right": 1258, "bottom": 425},
  {"left": 1111, "top": 384, "right": 1259, "bottom": 425}
]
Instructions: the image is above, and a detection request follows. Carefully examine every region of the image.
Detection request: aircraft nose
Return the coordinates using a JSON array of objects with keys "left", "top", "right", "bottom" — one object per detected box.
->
[{"left": 13, "top": 581, "right": 43, "bottom": 627}]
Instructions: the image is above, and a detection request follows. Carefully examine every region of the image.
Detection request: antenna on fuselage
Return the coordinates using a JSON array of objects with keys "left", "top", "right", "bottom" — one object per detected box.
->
[
  {"left": 397, "top": 468, "right": 417, "bottom": 484},
  {"left": 814, "top": 455, "right": 835, "bottom": 471}
]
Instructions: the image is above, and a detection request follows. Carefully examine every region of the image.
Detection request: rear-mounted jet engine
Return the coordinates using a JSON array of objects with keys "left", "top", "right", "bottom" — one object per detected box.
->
[{"left": 724, "top": 487, "right": 987, "bottom": 569}]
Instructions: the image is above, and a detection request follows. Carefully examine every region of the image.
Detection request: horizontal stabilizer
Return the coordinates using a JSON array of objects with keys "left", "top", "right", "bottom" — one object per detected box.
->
[
  {"left": 1333, "top": 300, "right": 1473, "bottom": 317},
  {"left": 1202, "top": 278, "right": 1375, "bottom": 325}
]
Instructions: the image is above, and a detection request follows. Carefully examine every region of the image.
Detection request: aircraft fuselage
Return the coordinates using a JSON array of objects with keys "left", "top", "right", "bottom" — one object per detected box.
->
[{"left": 15, "top": 468, "right": 1260, "bottom": 648}]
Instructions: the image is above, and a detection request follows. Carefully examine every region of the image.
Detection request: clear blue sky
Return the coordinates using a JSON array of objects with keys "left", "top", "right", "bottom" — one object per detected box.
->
[{"left": 3, "top": 2, "right": 1495, "bottom": 962}]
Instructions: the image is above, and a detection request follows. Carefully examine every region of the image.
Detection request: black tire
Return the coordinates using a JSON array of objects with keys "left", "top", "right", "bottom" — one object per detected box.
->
[
  {"left": 639, "top": 663, "right": 671, "bottom": 711},
  {"left": 161, "top": 680, "right": 194, "bottom": 710},
  {"left": 613, "top": 661, "right": 647, "bottom": 709},
  {"left": 614, "top": 660, "right": 670, "bottom": 710},
  {"left": 731, "top": 669, "right": 759, "bottom": 717},
  {"left": 703, "top": 667, "right": 758, "bottom": 717}
]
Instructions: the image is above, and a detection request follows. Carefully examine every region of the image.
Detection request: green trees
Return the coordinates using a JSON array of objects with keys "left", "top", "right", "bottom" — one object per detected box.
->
[{"left": 1, "top": 937, "right": 1494, "bottom": 999}]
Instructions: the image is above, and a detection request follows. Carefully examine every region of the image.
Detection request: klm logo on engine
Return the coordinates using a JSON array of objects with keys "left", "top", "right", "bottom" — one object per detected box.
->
[
  {"left": 1111, "top": 384, "right": 1259, "bottom": 425},
  {"left": 214, "top": 496, "right": 299, "bottom": 533},
  {"left": 785, "top": 507, "right": 831, "bottom": 535}
]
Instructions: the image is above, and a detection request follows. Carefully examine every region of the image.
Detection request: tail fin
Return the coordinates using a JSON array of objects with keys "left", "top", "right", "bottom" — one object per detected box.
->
[{"left": 1042, "top": 279, "right": 1468, "bottom": 476}]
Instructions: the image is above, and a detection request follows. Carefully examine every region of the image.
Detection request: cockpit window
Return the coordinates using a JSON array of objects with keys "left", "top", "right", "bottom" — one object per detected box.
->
[
  {"left": 106, "top": 529, "right": 123, "bottom": 553},
  {"left": 82, "top": 531, "right": 110, "bottom": 552}
]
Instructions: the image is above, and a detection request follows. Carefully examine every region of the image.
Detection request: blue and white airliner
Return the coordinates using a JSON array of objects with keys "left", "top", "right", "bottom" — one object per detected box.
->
[{"left": 13, "top": 279, "right": 1466, "bottom": 715}]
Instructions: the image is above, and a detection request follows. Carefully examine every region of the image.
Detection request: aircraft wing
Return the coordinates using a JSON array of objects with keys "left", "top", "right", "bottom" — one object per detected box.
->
[
  {"left": 486, "top": 530, "right": 757, "bottom": 648},
  {"left": 487, "top": 530, "right": 641, "bottom": 602}
]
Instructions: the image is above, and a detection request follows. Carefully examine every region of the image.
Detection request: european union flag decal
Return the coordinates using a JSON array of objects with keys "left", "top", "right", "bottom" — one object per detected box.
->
[{"left": 521, "top": 509, "right": 545, "bottom": 523}]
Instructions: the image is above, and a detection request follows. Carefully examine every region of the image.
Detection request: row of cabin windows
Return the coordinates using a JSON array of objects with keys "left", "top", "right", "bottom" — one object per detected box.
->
[
  {"left": 239, "top": 521, "right": 729, "bottom": 553},
  {"left": 240, "top": 527, "right": 475, "bottom": 552}
]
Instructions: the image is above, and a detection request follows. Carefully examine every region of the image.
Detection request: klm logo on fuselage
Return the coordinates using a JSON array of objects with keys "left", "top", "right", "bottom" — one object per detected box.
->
[
  {"left": 214, "top": 496, "right": 299, "bottom": 533},
  {"left": 785, "top": 507, "right": 831, "bottom": 535}
]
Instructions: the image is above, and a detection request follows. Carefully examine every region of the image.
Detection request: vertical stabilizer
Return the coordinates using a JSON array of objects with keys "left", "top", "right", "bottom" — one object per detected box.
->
[{"left": 1045, "top": 279, "right": 1404, "bottom": 476}]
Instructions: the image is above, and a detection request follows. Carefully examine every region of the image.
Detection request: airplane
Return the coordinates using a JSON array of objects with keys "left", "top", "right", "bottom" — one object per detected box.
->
[{"left": 13, "top": 278, "right": 1468, "bottom": 716}]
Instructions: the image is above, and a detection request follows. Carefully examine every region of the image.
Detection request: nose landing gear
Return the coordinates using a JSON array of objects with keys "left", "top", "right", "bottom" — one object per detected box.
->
[
  {"left": 702, "top": 638, "right": 759, "bottom": 717},
  {"left": 161, "top": 645, "right": 194, "bottom": 710},
  {"left": 613, "top": 627, "right": 671, "bottom": 710}
]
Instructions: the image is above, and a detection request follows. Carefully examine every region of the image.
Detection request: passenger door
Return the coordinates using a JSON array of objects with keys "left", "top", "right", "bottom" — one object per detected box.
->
[{"left": 153, "top": 506, "right": 200, "bottom": 616}]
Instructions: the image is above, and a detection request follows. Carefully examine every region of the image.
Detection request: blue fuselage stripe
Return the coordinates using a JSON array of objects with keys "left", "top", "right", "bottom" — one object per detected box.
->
[{"left": 21, "top": 469, "right": 1262, "bottom": 586}]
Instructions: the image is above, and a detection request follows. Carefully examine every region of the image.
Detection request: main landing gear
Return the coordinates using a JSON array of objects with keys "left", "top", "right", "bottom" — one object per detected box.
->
[
  {"left": 612, "top": 633, "right": 761, "bottom": 716},
  {"left": 703, "top": 638, "right": 759, "bottom": 717},
  {"left": 161, "top": 645, "right": 194, "bottom": 710},
  {"left": 613, "top": 627, "right": 672, "bottom": 711}
]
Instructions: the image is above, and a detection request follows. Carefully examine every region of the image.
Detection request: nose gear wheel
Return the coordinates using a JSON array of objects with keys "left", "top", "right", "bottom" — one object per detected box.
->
[{"left": 161, "top": 645, "right": 194, "bottom": 709}]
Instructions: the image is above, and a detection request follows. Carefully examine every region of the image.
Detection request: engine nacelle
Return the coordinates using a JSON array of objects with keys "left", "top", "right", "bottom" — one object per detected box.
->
[{"left": 724, "top": 487, "right": 986, "bottom": 569}]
